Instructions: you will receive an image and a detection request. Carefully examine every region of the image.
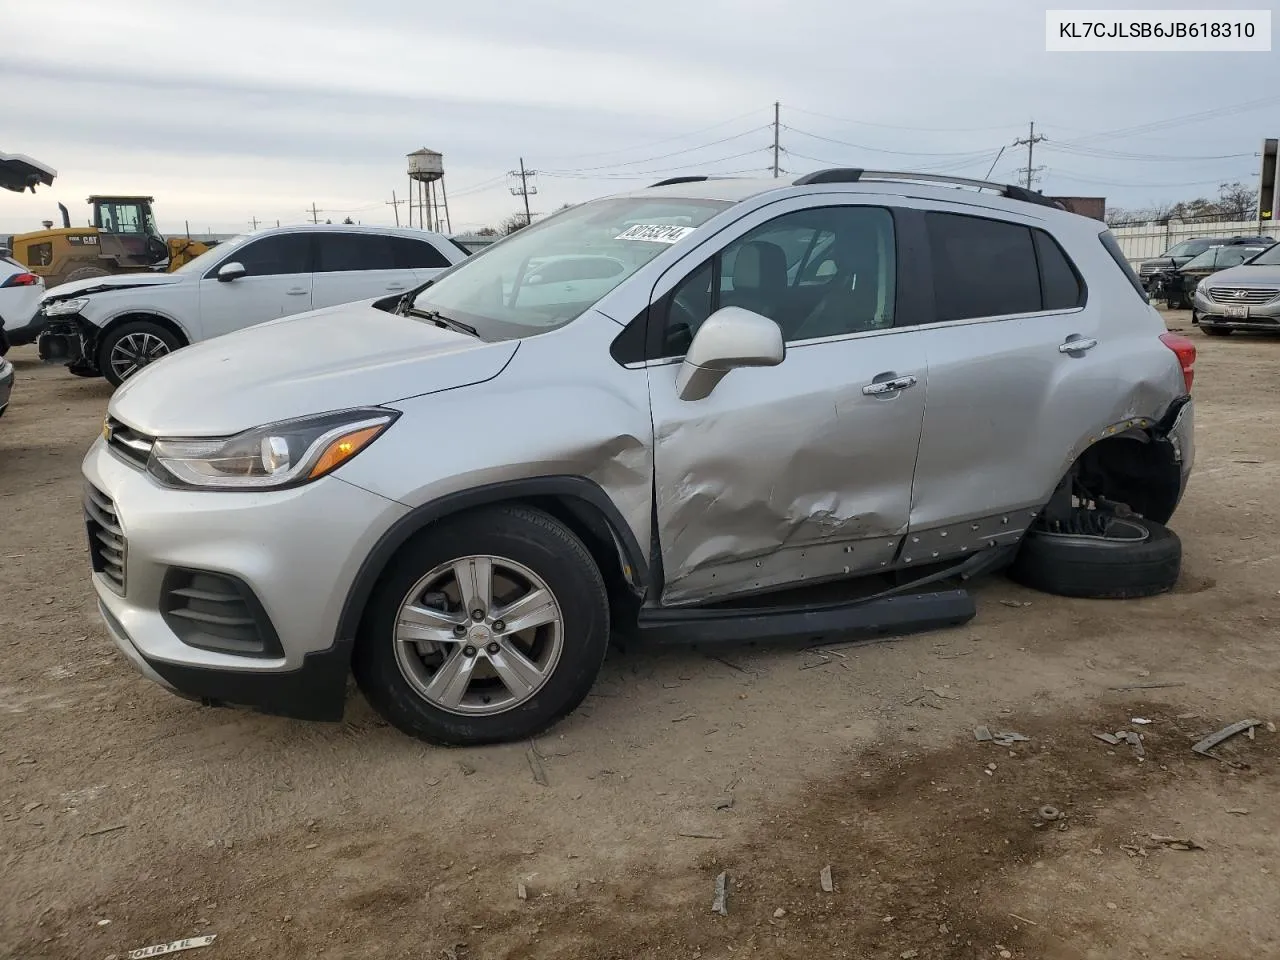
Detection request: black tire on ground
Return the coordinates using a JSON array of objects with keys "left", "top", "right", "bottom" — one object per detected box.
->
[
  {"left": 1202, "top": 326, "right": 1232, "bottom": 337},
  {"left": 1009, "top": 517, "right": 1181, "bottom": 599},
  {"left": 96, "top": 319, "right": 182, "bottom": 387},
  {"left": 61, "top": 265, "right": 112, "bottom": 285},
  {"left": 353, "top": 505, "right": 611, "bottom": 746},
  {"left": 67, "top": 363, "right": 99, "bottom": 377}
]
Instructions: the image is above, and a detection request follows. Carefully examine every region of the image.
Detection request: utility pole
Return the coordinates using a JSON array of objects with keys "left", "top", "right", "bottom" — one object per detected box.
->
[
  {"left": 307, "top": 202, "right": 321, "bottom": 224},
  {"left": 772, "top": 101, "right": 781, "bottom": 178},
  {"left": 249, "top": 215, "right": 260, "bottom": 230},
  {"left": 509, "top": 158, "right": 538, "bottom": 227},
  {"left": 1012, "top": 121, "right": 1047, "bottom": 189},
  {"left": 386, "top": 190, "right": 405, "bottom": 227}
]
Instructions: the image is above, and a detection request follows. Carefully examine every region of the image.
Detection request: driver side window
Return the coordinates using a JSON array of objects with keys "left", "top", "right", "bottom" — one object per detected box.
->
[{"left": 657, "top": 205, "right": 896, "bottom": 358}]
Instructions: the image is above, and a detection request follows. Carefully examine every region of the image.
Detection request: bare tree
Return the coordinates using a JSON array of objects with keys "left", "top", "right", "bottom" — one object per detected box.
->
[
  {"left": 474, "top": 226, "right": 499, "bottom": 237},
  {"left": 499, "top": 212, "right": 530, "bottom": 235},
  {"left": 1215, "top": 181, "right": 1256, "bottom": 220}
]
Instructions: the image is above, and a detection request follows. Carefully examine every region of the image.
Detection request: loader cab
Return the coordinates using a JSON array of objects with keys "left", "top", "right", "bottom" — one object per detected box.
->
[{"left": 89, "top": 195, "right": 168, "bottom": 267}]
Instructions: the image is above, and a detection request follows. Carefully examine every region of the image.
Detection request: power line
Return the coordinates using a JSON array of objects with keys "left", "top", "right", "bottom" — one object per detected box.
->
[
  {"left": 1045, "top": 170, "right": 1254, "bottom": 189},
  {"left": 1041, "top": 143, "right": 1256, "bottom": 163},
  {"left": 542, "top": 126, "right": 768, "bottom": 174},
  {"left": 786, "top": 105, "right": 1026, "bottom": 134},
  {"left": 539, "top": 149, "right": 767, "bottom": 180},
  {"left": 782, "top": 126, "right": 997, "bottom": 159},
  {"left": 536, "top": 107, "right": 770, "bottom": 163}
]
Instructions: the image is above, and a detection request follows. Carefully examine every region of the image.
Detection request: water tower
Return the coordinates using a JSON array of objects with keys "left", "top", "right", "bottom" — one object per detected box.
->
[{"left": 407, "top": 147, "right": 451, "bottom": 234}]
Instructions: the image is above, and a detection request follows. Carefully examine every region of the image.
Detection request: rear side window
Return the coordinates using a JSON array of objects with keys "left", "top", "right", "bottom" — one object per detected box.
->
[
  {"left": 315, "top": 232, "right": 398, "bottom": 272},
  {"left": 1099, "top": 230, "right": 1149, "bottom": 301},
  {"left": 230, "top": 233, "right": 311, "bottom": 277},
  {"left": 1033, "top": 230, "right": 1084, "bottom": 310},
  {"left": 926, "top": 212, "right": 1040, "bottom": 321},
  {"left": 391, "top": 237, "right": 451, "bottom": 269}
]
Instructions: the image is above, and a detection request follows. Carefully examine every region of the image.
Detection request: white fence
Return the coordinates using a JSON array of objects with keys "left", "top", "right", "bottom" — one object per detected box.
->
[{"left": 1111, "top": 218, "right": 1280, "bottom": 265}]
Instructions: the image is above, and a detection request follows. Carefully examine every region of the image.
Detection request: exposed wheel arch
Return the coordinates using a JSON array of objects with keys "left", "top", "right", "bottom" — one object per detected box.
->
[
  {"left": 1060, "top": 428, "right": 1182, "bottom": 526},
  {"left": 96, "top": 311, "right": 191, "bottom": 351},
  {"left": 333, "top": 477, "right": 650, "bottom": 669}
]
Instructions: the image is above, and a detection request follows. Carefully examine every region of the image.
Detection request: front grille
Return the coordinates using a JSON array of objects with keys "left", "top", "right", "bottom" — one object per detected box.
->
[
  {"left": 160, "top": 568, "right": 282, "bottom": 658},
  {"left": 1205, "top": 286, "right": 1280, "bottom": 306},
  {"left": 105, "top": 416, "right": 154, "bottom": 468},
  {"left": 84, "top": 483, "right": 126, "bottom": 595}
]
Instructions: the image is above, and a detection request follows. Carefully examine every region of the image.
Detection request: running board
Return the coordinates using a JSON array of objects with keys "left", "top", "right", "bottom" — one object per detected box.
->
[{"left": 633, "top": 588, "right": 976, "bottom": 646}]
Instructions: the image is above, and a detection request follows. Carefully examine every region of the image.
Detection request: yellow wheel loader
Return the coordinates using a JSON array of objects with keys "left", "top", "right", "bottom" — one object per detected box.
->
[{"left": 8, "top": 195, "right": 214, "bottom": 289}]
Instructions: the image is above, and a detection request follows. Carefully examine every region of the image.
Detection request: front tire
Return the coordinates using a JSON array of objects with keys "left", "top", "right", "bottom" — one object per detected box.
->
[
  {"left": 353, "top": 505, "right": 610, "bottom": 746},
  {"left": 97, "top": 320, "right": 181, "bottom": 387}
]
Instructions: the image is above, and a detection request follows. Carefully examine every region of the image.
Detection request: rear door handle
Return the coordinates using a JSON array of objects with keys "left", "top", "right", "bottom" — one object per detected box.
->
[
  {"left": 286, "top": 287, "right": 308, "bottom": 296},
  {"left": 1059, "top": 337, "right": 1098, "bottom": 353},
  {"left": 862, "top": 375, "right": 918, "bottom": 396}
]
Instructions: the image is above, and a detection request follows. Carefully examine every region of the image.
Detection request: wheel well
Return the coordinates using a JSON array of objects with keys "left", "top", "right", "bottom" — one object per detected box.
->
[
  {"left": 354, "top": 493, "right": 644, "bottom": 639},
  {"left": 1072, "top": 431, "right": 1181, "bottom": 525},
  {"left": 97, "top": 312, "right": 190, "bottom": 352}
]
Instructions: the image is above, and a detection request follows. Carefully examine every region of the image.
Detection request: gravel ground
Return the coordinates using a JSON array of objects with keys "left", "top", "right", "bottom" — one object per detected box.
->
[{"left": 2, "top": 310, "right": 1278, "bottom": 960}]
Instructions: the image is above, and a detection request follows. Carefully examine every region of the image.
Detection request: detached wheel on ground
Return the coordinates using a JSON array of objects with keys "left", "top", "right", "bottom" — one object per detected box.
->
[
  {"left": 353, "top": 505, "right": 611, "bottom": 746},
  {"left": 1202, "top": 326, "right": 1232, "bottom": 337},
  {"left": 97, "top": 320, "right": 182, "bottom": 387},
  {"left": 1009, "top": 512, "right": 1181, "bottom": 599}
]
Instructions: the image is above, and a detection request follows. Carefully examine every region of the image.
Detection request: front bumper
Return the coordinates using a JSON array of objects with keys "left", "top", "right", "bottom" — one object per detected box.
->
[
  {"left": 1192, "top": 289, "right": 1280, "bottom": 331},
  {"left": 37, "top": 314, "right": 91, "bottom": 366},
  {"left": 82, "top": 436, "right": 410, "bottom": 720}
]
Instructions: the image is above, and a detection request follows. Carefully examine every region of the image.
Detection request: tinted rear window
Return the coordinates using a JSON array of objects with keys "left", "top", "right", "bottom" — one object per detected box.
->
[
  {"left": 391, "top": 236, "right": 451, "bottom": 269},
  {"left": 1099, "top": 230, "right": 1148, "bottom": 301},
  {"left": 926, "top": 212, "right": 1041, "bottom": 321}
]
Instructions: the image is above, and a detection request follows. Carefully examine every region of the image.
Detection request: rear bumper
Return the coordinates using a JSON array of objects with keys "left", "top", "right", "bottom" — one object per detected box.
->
[{"left": 0, "top": 356, "right": 13, "bottom": 413}]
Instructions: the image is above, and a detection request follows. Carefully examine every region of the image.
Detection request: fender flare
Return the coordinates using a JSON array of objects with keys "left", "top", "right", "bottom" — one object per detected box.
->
[{"left": 330, "top": 475, "right": 650, "bottom": 661}]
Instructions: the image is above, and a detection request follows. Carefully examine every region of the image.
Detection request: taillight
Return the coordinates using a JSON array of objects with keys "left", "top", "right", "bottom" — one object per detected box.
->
[
  {"left": 1159, "top": 332, "right": 1196, "bottom": 393},
  {"left": 0, "top": 272, "right": 40, "bottom": 288}
]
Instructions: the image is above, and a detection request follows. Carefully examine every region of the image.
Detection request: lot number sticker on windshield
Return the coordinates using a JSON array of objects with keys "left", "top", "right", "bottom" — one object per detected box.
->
[{"left": 615, "top": 224, "right": 696, "bottom": 244}]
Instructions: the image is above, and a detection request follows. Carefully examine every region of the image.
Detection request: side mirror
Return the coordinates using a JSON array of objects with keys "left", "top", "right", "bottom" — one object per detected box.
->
[
  {"left": 674, "top": 306, "right": 784, "bottom": 402},
  {"left": 217, "top": 262, "right": 246, "bottom": 282}
]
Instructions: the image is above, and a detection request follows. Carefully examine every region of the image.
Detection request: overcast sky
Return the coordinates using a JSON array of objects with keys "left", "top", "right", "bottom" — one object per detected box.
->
[{"left": 2, "top": 0, "right": 1275, "bottom": 237}]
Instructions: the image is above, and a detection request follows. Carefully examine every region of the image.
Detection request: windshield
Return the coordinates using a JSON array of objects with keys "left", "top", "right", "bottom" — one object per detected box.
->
[
  {"left": 172, "top": 233, "right": 252, "bottom": 275},
  {"left": 411, "top": 197, "right": 731, "bottom": 339},
  {"left": 1164, "top": 239, "right": 1211, "bottom": 258},
  {"left": 1247, "top": 243, "right": 1280, "bottom": 266}
]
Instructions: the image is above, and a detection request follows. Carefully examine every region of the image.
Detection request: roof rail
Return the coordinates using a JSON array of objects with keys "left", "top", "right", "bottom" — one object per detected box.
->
[
  {"left": 792, "top": 168, "right": 1067, "bottom": 211},
  {"left": 649, "top": 176, "right": 712, "bottom": 188}
]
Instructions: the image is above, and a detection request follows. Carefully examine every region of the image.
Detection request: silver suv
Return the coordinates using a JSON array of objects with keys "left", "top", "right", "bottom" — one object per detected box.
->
[{"left": 82, "top": 170, "right": 1197, "bottom": 745}]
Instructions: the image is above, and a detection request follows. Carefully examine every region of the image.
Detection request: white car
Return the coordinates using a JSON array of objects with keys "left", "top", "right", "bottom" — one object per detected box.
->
[
  {"left": 0, "top": 254, "right": 46, "bottom": 353},
  {"left": 35, "top": 224, "right": 470, "bottom": 385}
]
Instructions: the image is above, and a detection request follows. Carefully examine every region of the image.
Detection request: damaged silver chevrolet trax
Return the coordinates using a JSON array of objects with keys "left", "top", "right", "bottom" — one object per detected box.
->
[{"left": 83, "top": 170, "right": 1196, "bottom": 745}]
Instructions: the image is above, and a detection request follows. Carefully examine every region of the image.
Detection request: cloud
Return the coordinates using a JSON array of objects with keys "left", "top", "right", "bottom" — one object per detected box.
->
[{"left": 1, "top": 0, "right": 1275, "bottom": 235}]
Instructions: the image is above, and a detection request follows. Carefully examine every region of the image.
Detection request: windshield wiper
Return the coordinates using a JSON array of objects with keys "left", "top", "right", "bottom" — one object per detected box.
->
[{"left": 408, "top": 308, "right": 480, "bottom": 339}]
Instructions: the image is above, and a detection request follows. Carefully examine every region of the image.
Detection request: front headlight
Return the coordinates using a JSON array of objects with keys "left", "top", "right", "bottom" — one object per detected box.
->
[
  {"left": 146, "top": 407, "right": 398, "bottom": 490},
  {"left": 44, "top": 297, "right": 89, "bottom": 316}
]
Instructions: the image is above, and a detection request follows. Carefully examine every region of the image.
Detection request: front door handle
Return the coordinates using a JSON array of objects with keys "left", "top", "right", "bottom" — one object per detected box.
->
[
  {"left": 386, "top": 283, "right": 406, "bottom": 291},
  {"left": 1059, "top": 336, "right": 1098, "bottom": 354},
  {"left": 862, "top": 375, "right": 918, "bottom": 396},
  {"left": 286, "top": 288, "right": 308, "bottom": 296}
]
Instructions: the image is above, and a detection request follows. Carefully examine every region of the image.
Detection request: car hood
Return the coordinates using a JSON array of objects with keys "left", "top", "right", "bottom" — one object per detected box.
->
[
  {"left": 1196, "top": 263, "right": 1280, "bottom": 288},
  {"left": 109, "top": 301, "right": 518, "bottom": 436},
  {"left": 44, "top": 272, "right": 181, "bottom": 301}
]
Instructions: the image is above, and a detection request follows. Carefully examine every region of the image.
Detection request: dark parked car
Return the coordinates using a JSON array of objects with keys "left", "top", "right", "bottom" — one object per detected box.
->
[
  {"left": 1155, "top": 240, "right": 1275, "bottom": 310},
  {"left": 0, "top": 320, "right": 14, "bottom": 418},
  {"left": 1138, "top": 236, "right": 1273, "bottom": 291}
]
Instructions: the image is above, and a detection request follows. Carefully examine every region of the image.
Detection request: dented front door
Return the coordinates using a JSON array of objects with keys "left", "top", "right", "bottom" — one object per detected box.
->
[{"left": 648, "top": 329, "right": 927, "bottom": 605}]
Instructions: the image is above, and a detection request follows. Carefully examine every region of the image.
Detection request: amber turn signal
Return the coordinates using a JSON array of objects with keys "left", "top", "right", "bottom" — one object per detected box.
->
[{"left": 307, "top": 426, "right": 385, "bottom": 479}]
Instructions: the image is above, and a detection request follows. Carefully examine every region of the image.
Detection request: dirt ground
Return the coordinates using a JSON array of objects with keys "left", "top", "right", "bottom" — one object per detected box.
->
[{"left": 2, "top": 310, "right": 1279, "bottom": 960}]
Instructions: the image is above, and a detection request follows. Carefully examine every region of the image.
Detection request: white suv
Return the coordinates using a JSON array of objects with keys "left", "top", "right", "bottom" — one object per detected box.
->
[{"left": 36, "top": 224, "right": 470, "bottom": 385}]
